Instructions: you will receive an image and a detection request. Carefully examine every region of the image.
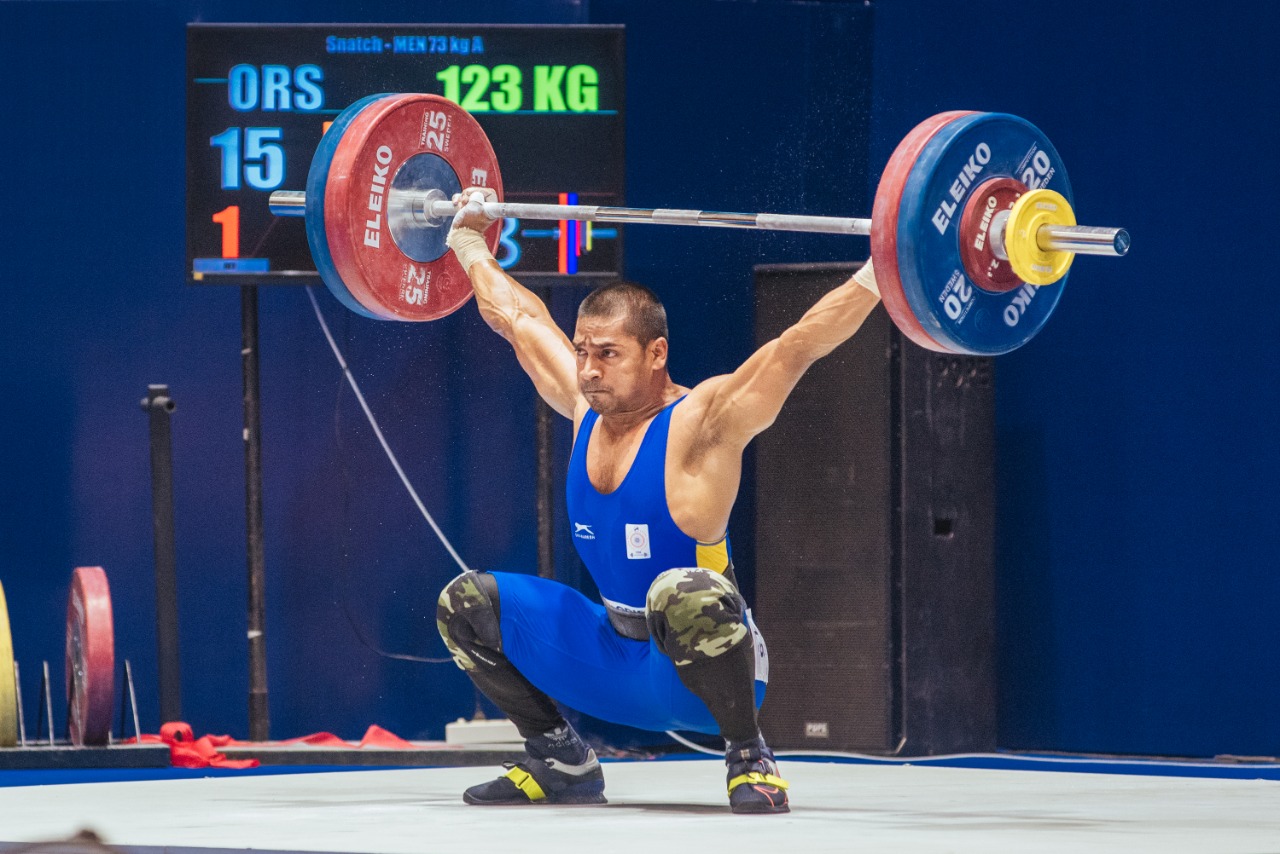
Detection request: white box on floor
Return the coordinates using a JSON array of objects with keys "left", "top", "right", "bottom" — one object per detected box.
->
[{"left": 445, "top": 717, "right": 522, "bottom": 746}]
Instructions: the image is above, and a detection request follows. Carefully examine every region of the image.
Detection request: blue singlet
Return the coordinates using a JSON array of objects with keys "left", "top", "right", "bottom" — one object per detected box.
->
[{"left": 488, "top": 397, "right": 765, "bottom": 734}]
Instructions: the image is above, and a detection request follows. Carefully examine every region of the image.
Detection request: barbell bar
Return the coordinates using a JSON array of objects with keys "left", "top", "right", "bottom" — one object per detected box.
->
[
  {"left": 269, "top": 188, "right": 1129, "bottom": 258},
  {"left": 269, "top": 94, "right": 1130, "bottom": 354}
]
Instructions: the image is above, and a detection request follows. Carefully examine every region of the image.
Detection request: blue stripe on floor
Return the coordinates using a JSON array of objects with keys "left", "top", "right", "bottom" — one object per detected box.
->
[
  {"left": 7, "top": 752, "right": 1280, "bottom": 787},
  {"left": 661, "top": 750, "right": 1280, "bottom": 781}
]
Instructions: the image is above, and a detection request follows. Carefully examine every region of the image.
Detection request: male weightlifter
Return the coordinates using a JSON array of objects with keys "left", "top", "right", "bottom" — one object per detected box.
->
[{"left": 436, "top": 188, "right": 881, "bottom": 814}]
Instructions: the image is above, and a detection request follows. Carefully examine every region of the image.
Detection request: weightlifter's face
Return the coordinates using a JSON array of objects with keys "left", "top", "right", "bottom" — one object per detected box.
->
[{"left": 573, "top": 314, "right": 666, "bottom": 415}]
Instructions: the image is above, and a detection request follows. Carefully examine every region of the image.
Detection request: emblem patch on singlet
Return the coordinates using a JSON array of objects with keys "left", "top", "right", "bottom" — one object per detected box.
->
[
  {"left": 625, "top": 523, "right": 651, "bottom": 560},
  {"left": 573, "top": 523, "right": 596, "bottom": 540}
]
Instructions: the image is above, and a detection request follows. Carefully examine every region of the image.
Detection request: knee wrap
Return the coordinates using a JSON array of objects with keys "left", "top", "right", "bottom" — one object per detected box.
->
[
  {"left": 436, "top": 570, "right": 502, "bottom": 672},
  {"left": 645, "top": 568, "right": 749, "bottom": 666}
]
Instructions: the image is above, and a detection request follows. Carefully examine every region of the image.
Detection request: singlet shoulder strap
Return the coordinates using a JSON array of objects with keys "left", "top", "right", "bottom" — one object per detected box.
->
[{"left": 572, "top": 406, "right": 600, "bottom": 453}]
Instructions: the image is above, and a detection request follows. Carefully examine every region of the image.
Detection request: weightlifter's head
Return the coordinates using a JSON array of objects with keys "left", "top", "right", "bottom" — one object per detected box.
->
[{"left": 574, "top": 282, "right": 670, "bottom": 414}]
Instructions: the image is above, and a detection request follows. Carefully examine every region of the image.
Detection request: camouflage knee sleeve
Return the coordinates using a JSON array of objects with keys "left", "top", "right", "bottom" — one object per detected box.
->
[
  {"left": 645, "top": 568, "right": 750, "bottom": 666},
  {"left": 435, "top": 571, "right": 565, "bottom": 738},
  {"left": 436, "top": 570, "right": 502, "bottom": 672}
]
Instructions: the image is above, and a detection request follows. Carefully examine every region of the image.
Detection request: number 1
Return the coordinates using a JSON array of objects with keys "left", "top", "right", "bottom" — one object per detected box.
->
[{"left": 212, "top": 206, "right": 240, "bottom": 258}]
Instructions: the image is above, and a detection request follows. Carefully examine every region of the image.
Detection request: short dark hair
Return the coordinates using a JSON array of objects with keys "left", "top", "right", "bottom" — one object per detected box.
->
[{"left": 577, "top": 281, "right": 669, "bottom": 346}]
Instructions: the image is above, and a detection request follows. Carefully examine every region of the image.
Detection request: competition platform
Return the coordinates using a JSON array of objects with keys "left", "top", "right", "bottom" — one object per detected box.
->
[{"left": 1, "top": 754, "right": 1278, "bottom": 853}]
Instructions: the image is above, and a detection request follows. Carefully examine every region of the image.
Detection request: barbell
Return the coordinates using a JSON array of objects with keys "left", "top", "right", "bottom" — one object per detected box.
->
[{"left": 269, "top": 93, "right": 1129, "bottom": 355}]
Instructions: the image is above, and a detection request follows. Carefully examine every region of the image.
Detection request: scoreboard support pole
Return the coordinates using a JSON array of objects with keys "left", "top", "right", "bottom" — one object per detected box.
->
[
  {"left": 240, "top": 285, "right": 270, "bottom": 742},
  {"left": 533, "top": 284, "right": 555, "bottom": 582},
  {"left": 535, "top": 397, "right": 555, "bottom": 581}
]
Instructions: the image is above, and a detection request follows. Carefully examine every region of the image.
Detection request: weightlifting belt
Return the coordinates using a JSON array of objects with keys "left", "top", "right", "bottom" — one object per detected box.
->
[{"left": 601, "top": 595, "right": 649, "bottom": 641}]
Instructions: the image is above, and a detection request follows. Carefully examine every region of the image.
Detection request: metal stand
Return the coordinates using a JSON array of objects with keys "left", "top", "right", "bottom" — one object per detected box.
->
[
  {"left": 141, "top": 385, "right": 182, "bottom": 724},
  {"left": 241, "top": 286, "right": 270, "bottom": 741},
  {"left": 3, "top": 662, "right": 170, "bottom": 769},
  {"left": 15, "top": 660, "right": 26, "bottom": 746},
  {"left": 36, "top": 661, "right": 54, "bottom": 745},
  {"left": 118, "top": 660, "right": 142, "bottom": 742}
]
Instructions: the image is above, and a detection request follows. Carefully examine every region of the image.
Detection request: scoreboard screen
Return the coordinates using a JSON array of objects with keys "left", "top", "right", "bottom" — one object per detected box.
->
[{"left": 186, "top": 24, "right": 625, "bottom": 284}]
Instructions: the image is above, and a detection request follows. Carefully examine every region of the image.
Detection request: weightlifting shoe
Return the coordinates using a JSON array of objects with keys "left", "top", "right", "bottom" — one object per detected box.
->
[
  {"left": 463, "top": 725, "right": 606, "bottom": 805},
  {"left": 725, "top": 736, "right": 790, "bottom": 814}
]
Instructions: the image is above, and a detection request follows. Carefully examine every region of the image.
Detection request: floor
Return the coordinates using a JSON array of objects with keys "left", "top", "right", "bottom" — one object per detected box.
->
[{"left": 1, "top": 757, "right": 1278, "bottom": 853}]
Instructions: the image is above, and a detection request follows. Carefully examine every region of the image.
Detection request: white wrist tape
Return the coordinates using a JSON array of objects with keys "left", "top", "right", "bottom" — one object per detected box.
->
[
  {"left": 446, "top": 227, "right": 495, "bottom": 272},
  {"left": 853, "top": 259, "right": 879, "bottom": 298}
]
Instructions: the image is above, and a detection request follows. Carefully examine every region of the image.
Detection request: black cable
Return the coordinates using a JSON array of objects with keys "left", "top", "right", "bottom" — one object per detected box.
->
[{"left": 327, "top": 317, "right": 453, "bottom": 665}]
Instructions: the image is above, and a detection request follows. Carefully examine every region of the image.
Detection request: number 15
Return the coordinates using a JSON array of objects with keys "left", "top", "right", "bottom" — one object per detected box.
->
[{"left": 210, "top": 127, "right": 285, "bottom": 190}]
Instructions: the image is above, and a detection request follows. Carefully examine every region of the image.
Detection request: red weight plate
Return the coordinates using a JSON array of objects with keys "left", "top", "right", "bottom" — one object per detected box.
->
[
  {"left": 325, "top": 94, "right": 504, "bottom": 322},
  {"left": 957, "top": 177, "right": 1026, "bottom": 293},
  {"left": 870, "top": 111, "right": 976, "bottom": 353},
  {"left": 66, "top": 566, "right": 115, "bottom": 746}
]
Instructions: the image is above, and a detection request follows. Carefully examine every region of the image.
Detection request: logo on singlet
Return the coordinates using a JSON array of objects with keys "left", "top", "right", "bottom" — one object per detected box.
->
[
  {"left": 625, "top": 523, "right": 651, "bottom": 560},
  {"left": 573, "top": 523, "right": 596, "bottom": 540}
]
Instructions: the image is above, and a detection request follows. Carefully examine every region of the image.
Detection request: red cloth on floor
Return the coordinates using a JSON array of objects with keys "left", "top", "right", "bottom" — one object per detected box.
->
[
  {"left": 125, "top": 723, "right": 418, "bottom": 769},
  {"left": 125, "top": 722, "right": 259, "bottom": 769},
  {"left": 224, "top": 724, "right": 417, "bottom": 749}
]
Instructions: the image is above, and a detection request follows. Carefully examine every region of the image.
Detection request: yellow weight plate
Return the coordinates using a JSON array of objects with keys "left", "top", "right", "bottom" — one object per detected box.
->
[
  {"left": 1006, "top": 188, "right": 1077, "bottom": 286},
  {"left": 0, "top": 580, "right": 16, "bottom": 747}
]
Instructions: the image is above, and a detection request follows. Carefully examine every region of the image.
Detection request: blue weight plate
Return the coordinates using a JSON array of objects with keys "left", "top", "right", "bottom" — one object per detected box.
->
[
  {"left": 896, "top": 112, "right": 1073, "bottom": 355},
  {"left": 305, "top": 94, "right": 392, "bottom": 319}
]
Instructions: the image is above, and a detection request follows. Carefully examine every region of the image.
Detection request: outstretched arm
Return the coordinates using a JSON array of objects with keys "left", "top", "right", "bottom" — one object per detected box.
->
[
  {"left": 447, "top": 189, "right": 579, "bottom": 419},
  {"left": 694, "top": 262, "right": 882, "bottom": 445}
]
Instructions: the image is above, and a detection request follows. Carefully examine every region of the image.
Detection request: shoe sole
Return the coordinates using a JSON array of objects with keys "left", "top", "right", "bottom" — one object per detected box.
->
[
  {"left": 731, "top": 801, "right": 790, "bottom": 815},
  {"left": 463, "top": 792, "right": 608, "bottom": 806}
]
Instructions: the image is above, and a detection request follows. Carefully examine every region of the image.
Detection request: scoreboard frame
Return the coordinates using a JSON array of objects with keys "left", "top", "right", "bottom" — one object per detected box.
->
[{"left": 186, "top": 23, "right": 626, "bottom": 286}]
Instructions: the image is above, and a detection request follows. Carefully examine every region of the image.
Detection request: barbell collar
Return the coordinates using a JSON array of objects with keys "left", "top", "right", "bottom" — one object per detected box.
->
[{"left": 989, "top": 210, "right": 1013, "bottom": 262}]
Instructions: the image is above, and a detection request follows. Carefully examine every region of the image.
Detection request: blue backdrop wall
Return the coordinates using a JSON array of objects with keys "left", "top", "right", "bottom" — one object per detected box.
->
[
  {"left": 1, "top": 0, "right": 1277, "bottom": 758},
  {"left": 868, "top": 1, "right": 1280, "bottom": 757}
]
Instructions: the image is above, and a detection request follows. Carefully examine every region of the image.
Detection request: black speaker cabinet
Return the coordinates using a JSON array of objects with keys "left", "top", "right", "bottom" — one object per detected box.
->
[{"left": 752, "top": 263, "right": 996, "bottom": 755}]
